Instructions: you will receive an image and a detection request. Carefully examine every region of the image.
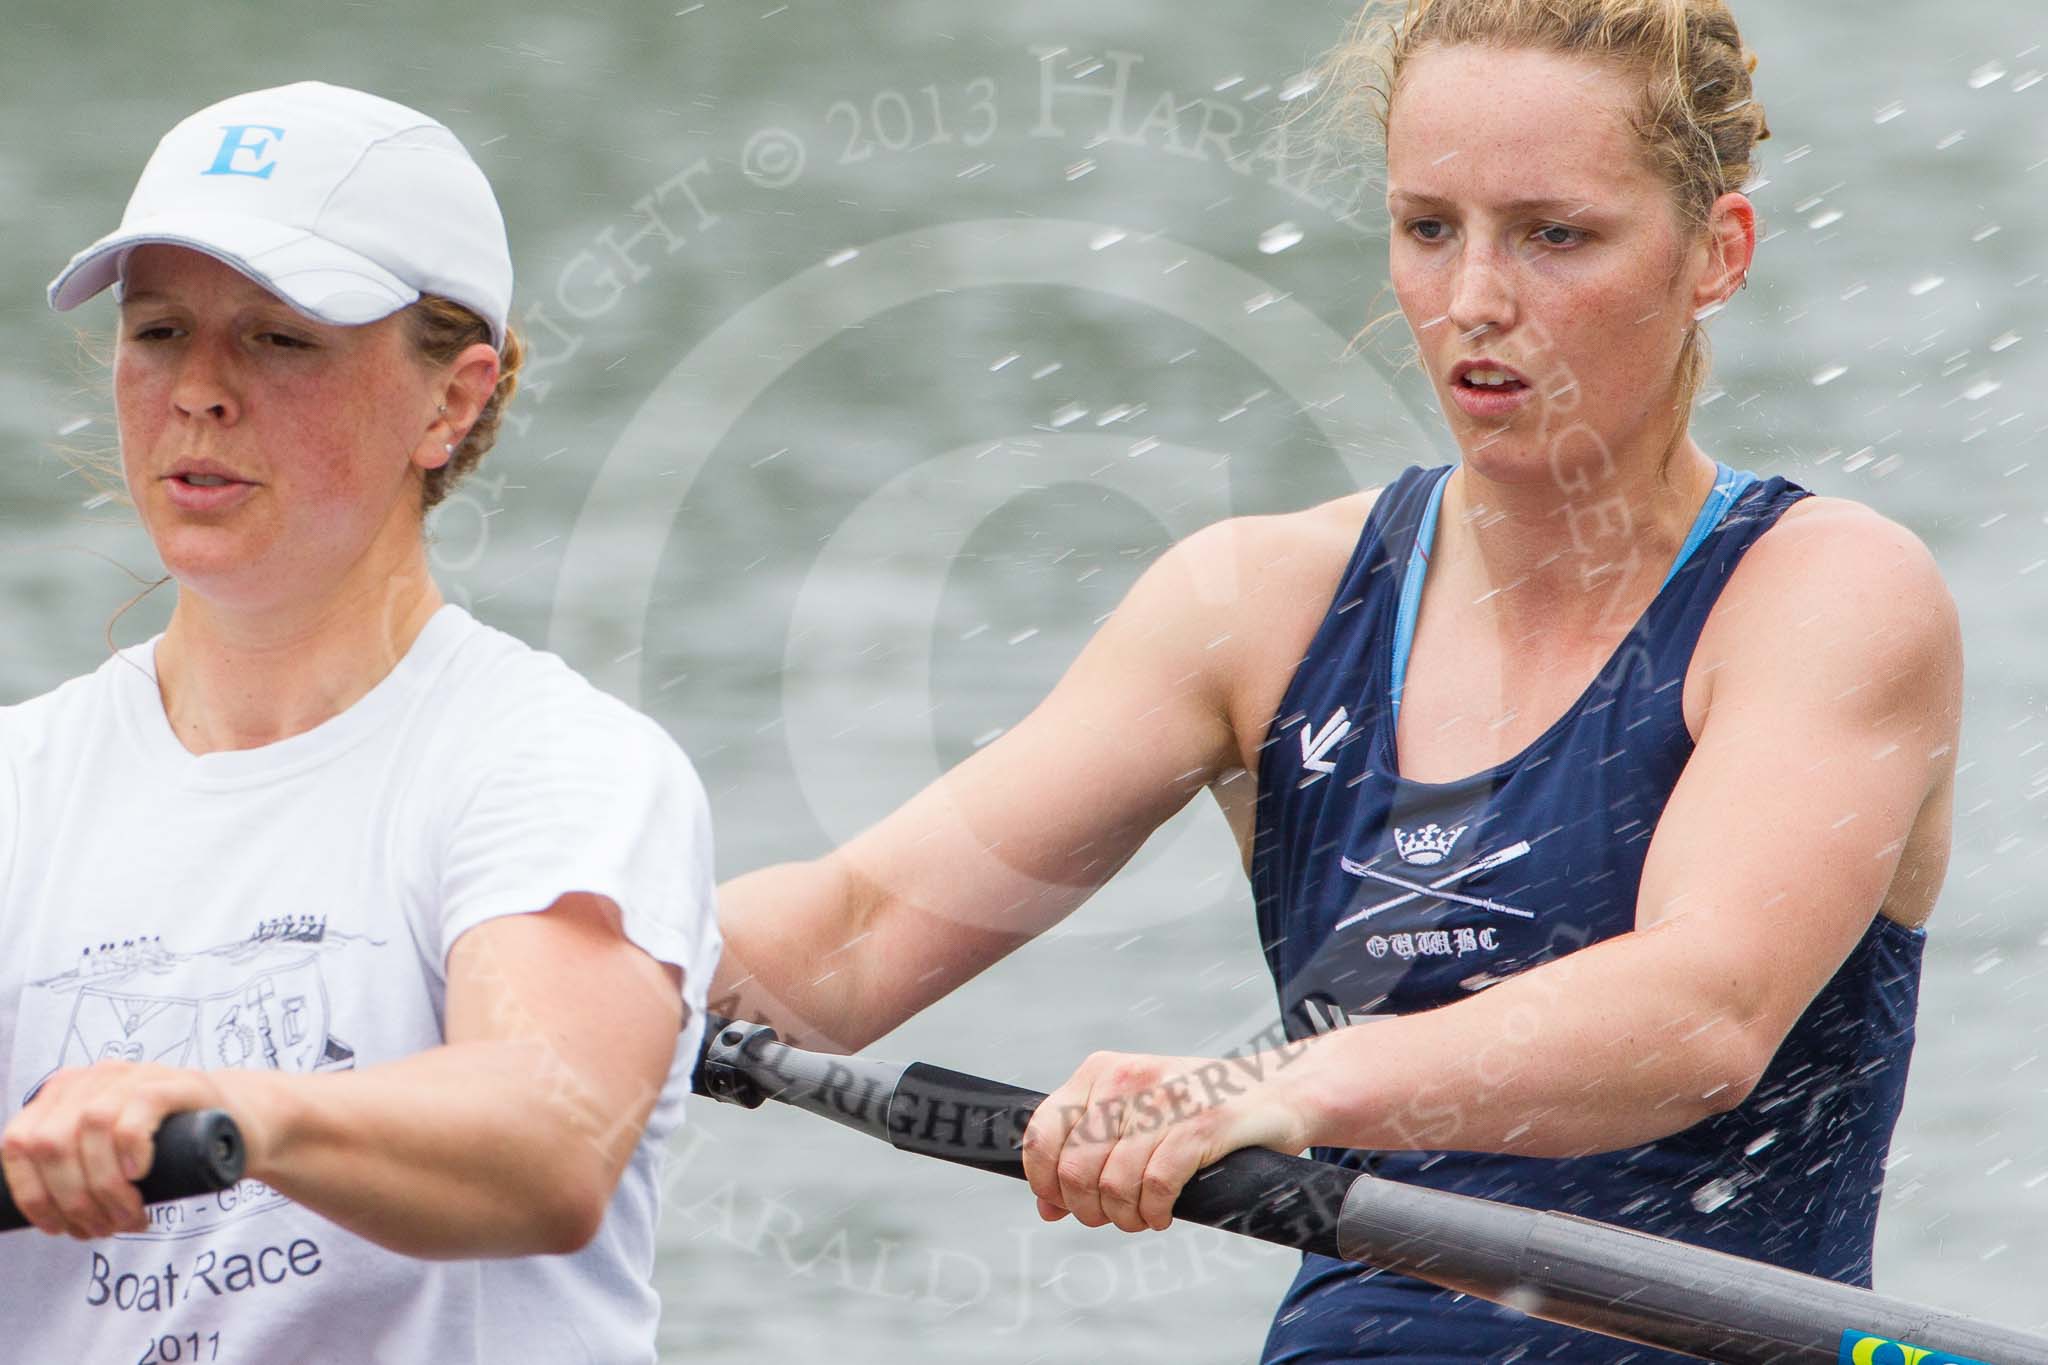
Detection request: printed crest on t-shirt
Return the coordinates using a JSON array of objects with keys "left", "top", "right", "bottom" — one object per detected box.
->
[{"left": 15, "top": 914, "right": 383, "bottom": 1239}]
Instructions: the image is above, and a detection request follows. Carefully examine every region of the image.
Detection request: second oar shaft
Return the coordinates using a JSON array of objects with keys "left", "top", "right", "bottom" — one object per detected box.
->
[
  {"left": 1335, "top": 1173, "right": 2046, "bottom": 1365},
  {"left": 698, "top": 1021, "right": 2048, "bottom": 1365}
]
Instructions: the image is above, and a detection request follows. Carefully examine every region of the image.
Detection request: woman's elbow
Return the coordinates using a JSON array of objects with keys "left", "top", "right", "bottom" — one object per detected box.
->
[
  {"left": 523, "top": 1117, "right": 635, "bottom": 1255},
  {"left": 1692, "top": 1029, "right": 1777, "bottom": 1119},
  {"left": 537, "top": 1162, "right": 616, "bottom": 1255}
]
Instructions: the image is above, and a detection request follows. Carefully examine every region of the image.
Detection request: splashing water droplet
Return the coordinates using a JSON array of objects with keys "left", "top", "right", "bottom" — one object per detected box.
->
[
  {"left": 1808, "top": 209, "right": 1844, "bottom": 229},
  {"left": 1874, "top": 101, "right": 1907, "bottom": 124},
  {"left": 1089, "top": 228, "right": 1127, "bottom": 252},
  {"left": 1259, "top": 222, "right": 1306, "bottom": 255},
  {"left": 1969, "top": 61, "right": 2008, "bottom": 89},
  {"left": 1277, "top": 74, "right": 1319, "bottom": 102},
  {"left": 1908, "top": 275, "right": 1946, "bottom": 296},
  {"left": 1692, "top": 1177, "right": 1739, "bottom": 1213},
  {"left": 1812, "top": 365, "right": 1848, "bottom": 387},
  {"left": 824, "top": 247, "right": 859, "bottom": 268}
]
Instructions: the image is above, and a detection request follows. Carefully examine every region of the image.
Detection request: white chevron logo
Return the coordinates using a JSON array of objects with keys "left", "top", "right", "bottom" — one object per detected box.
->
[{"left": 1299, "top": 708, "right": 1351, "bottom": 774}]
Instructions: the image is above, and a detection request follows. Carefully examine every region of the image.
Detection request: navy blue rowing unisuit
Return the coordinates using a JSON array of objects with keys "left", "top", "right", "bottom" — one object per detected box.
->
[{"left": 1249, "top": 464, "right": 1924, "bottom": 1364}]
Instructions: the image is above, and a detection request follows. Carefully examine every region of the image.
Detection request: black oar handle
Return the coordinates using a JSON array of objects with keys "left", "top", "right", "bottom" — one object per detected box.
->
[
  {"left": 692, "top": 1016, "right": 1353, "bottom": 1256},
  {"left": 0, "top": 1110, "right": 247, "bottom": 1233},
  {"left": 692, "top": 1015, "right": 1354, "bottom": 1256},
  {"left": 883, "top": 1061, "right": 1354, "bottom": 1259}
]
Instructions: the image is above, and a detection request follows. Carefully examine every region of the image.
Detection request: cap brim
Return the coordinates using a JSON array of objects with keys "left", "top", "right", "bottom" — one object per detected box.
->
[{"left": 48, "top": 211, "right": 419, "bottom": 329}]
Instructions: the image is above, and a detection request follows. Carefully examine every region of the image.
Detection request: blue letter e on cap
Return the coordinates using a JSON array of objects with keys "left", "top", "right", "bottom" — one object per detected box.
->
[{"left": 203, "top": 125, "right": 286, "bottom": 179}]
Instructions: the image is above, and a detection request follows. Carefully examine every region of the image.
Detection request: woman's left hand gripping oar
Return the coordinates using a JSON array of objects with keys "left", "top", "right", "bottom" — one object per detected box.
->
[{"left": 1021, "top": 1045, "right": 1314, "bottom": 1234}]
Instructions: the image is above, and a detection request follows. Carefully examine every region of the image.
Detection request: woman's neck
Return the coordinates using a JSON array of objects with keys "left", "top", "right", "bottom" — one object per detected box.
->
[
  {"left": 152, "top": 544, "right": 445, "bottom": 756},
  {"left": 1436, "top": 437, "right": 1721, "bottom": 637}
]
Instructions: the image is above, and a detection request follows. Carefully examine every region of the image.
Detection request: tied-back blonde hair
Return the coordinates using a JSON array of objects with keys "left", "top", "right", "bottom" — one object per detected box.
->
[
  {"left": 404, "top": 298, "right": 527, "bottom": 512},
  {"left": 1315, "top": 0, "right": 1770, "bottom": 412}
]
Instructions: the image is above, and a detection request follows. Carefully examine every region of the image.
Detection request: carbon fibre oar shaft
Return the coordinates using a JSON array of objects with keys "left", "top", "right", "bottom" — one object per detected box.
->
[{"left": 696, "top": 1017, "right": 2048, "bottom": 1365}]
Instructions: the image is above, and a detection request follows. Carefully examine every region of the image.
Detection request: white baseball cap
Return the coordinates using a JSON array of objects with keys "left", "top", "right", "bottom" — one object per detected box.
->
[{"left": 48, "top": 81, "right": 513, "bottom": 348}]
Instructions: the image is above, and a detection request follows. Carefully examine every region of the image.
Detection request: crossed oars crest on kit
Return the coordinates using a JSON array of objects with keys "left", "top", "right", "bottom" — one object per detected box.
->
[{"left": 1333, "top": 825, "right": 1536, "bottom": 932}]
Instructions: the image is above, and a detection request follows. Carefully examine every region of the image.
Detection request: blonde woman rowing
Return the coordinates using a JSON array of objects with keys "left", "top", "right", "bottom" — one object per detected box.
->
[{"left": 714, "top": 2, "right": 1959, "bottom": 1359}]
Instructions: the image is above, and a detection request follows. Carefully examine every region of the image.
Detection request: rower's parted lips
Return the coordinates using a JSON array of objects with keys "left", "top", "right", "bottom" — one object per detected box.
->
[
  {"left": 1450, "top": 358, "right": 1530, "bottom": 387},
  {"left": 166, "top": 460, "right": 258, "bottom": 486},
  {"left": 47, "top": 80, "right": 513, "bottom": 349}
]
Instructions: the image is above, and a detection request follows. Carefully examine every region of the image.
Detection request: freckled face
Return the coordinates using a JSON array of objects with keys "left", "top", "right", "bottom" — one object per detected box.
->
[
  {"left": 114, "top": 245, "right": 442, "bottom": 610},
  {"left": 1385, "top": 46, "right": 1710, "bottom": 482}
]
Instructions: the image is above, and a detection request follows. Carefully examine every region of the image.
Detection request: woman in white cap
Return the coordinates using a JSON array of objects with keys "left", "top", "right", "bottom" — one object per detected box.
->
[{"left": 1, "top": 82, "right": 717, "bottom": 1362}]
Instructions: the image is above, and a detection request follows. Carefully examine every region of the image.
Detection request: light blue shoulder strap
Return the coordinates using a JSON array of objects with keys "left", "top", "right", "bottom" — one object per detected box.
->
[
  {"left": 1387, "top": 468, "right": 1451, "bottom": 723},
  {"left": 1661, "top": 463, "right": 1756, "bottom": 592},
  {"left": 1389, "top": 463, "right": 1757, "bottom": 721}
]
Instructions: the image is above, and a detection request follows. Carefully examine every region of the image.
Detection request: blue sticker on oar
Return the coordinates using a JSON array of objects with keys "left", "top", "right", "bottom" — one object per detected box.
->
[{"left": 1838, "top": 1330, "right": 1994, "bottom": 1365}]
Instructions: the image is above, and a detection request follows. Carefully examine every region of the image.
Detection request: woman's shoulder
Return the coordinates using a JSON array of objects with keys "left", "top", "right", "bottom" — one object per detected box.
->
[
  {"left": 1146, "top": 483, "right": 1395, "bottom": 758},
  {"left": 0, "top": 647, "right": 152, "bottom": 759},
  {"left": 1702, "top": 492, "right": 1959, "bottom": 706},
  {"left": 1112, "top": 485, "right": 1388, "bottom": 676},
  {"left": 1162, "top": 484, "right": 1390, "bottom": 596},
  {"left": 427, "top": 608, "right": 699, "bottom": 774},
  {"left": 1737, "top": 493, "right": 1953, "bottom": 611}
]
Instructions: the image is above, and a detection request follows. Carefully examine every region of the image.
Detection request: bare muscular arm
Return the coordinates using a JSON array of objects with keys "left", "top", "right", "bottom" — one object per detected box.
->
[{"left": 712, "top": 498, "right": 1375, "bottom": 1052}]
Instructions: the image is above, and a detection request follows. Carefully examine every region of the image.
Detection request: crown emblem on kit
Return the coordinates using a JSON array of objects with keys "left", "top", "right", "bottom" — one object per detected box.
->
[{"left": 1394, "top": 823, "right": 1467, "bottom": 866}]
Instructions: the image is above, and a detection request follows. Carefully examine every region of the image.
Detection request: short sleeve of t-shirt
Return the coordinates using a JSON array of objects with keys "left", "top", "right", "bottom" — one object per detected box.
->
[
  {"left": 433, "top": 677, "right": 718, "bottom": 1000},
  {"left": 0, "top": 720, "right": 18, "bottom": 901}
]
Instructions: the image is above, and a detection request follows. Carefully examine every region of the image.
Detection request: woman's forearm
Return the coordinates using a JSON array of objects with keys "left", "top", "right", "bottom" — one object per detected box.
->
[
  {"left": 219, "top": 1038, "right": 640, "bottom": 1260},
  {"left": 1284, "top": 926, "right": 1776, "bottom": 1158}
]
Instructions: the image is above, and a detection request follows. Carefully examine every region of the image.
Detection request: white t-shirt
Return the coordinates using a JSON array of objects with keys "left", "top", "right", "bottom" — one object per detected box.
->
[{"left": 0, "top": 604, "right": 720, "bottom": 1364}]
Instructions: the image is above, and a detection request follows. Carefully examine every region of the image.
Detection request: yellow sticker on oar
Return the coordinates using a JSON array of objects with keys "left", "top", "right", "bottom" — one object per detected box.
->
[{"left": 1839, "top": 1331, "right": 1993, "bottom": 1365}]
